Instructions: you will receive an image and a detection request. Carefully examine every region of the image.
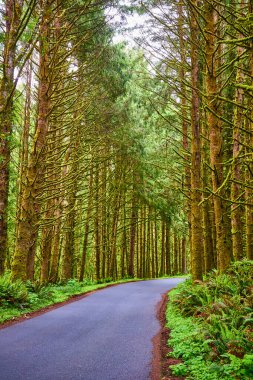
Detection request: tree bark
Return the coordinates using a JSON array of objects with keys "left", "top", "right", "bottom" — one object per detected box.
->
[
  {"left": 231, "top": 8, "right": 245, "bottom": 261},
  {"left": 128, "top": 186, "right": 138, "bottom": 278},
  {"left": 205, "top": 2, "right": 231, "bottom": 272},
  {"left": 12, "top": 1, "right": 52, "bottom": 280},
  {"left": 0, "top": 0, "right": 23, "bottom": 274},
  {"left": 189, "top": 0, "right": 203, "bottom": 280},
  {"left": 79, "top": 162, "right": 94, "bottom": 281}
]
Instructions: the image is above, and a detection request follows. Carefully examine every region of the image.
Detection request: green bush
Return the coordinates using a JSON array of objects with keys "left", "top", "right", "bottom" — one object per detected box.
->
[
  {"left": 0, "top": 272, "right": 29, "bottom": 307},
  {"left": 167, "top": 261, "right": 253, "bottom": 380},
  {"left": 26, "top": 280, "right": 53, "bottom": 302},
  {"left": 97, "top": 277, "right": 113, "bottom": 284}
]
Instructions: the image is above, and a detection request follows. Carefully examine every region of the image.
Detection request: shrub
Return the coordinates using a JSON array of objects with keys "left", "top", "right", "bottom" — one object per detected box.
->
[
  {"left": 97, "top": 277, "right": 113, "bottom": 284},
  {"left": 0, "top": 272, "right": 29, "bottom": 307},
  {"left": 167, "top": 261, "right": 253, "bottom": 379}
]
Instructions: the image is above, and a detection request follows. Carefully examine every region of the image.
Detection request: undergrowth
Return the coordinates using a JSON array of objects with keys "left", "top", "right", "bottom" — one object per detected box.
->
[{"left": 166, "top": 260, "right": 253, "bottom": 380}]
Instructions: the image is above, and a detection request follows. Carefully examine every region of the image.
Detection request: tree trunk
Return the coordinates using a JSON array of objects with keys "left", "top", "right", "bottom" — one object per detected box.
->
[
  {"left": 245, "top": 1, "right": 253, "bottom": 260},
  {"left": 0, "top": 0, "right": 23, "bottom": 274},
  {"left": 173, "top": 233, "right": 178, "bottom": 275},
  {"left": 165, "top": 223, "right": 171, "bottom": 275},
  {"left": 205, "top": 2, "right": 231, "bottom": 272},
  {"left": 231, "top": 13, "right": 245, "bottom": 261},
  {"left": 12, "top": 2, "right": 52, "bottom": 280},
  {"left": 189, "top": 0, "right": 203, "bottom": 280},
  {"left": 160, "top": 220, "right": 165, "bottom": 276},
  {"left": 128, "top": 187, "right": 138, "bottom": 277},
  {"left": 182, "top": 237, "right": 187, "bottom": 274},
  {"left": 79, "top": 162, "right": 94, "bottom": 281}
]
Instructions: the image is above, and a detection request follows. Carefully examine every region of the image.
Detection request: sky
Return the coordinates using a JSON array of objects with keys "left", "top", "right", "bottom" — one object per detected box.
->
[
  {"left": 105, "top": 2, "right": 150, "bottom": 48},
  {"left": 105, "top": 1, "right": 165, "bottom": 68}
]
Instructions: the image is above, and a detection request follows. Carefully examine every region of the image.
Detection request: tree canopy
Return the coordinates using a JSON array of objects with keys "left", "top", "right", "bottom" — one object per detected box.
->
[{"left": 0, "top": 0, "right": 251, "bottom": 283}]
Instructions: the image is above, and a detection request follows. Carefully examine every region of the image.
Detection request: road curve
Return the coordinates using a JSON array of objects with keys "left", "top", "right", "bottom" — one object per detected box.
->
[{"left": 0, "top": 278, "right": 184, "bottom": 380}]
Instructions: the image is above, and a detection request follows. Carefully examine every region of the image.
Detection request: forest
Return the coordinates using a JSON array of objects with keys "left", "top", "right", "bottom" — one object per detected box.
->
[
  {"left": 0, "top": 0, "right": 253, "bottom": 379},
  {"left": 0, "top": 0, "right": 188, "bottom": 284},
  {"left": 0, "top": 0, "right": 252, "bottom": 282}
]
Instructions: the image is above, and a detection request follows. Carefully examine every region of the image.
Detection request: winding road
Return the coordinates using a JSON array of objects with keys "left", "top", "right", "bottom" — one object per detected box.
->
[{"left": 0, "top": 278, "right": 184, "bottom": 380}]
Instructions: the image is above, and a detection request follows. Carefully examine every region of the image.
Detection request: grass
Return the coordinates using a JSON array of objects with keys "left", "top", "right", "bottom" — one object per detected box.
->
[{"left": 166, "top": 261, "right": 253, "bottom": 380}]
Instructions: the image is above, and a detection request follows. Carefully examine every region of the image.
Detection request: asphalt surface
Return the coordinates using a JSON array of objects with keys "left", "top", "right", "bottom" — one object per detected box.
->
[{"left": 0, "top": 278, "right": 184, "bottom": 380}]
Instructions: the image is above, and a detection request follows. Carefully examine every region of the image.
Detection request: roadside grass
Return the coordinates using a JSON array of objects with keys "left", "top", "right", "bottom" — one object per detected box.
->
[
  {"left": 166, "top": 261, "right": 253, "bottom": 380},
  {"left": 160, "top": 274, "right": 189, "bottom": 279}
]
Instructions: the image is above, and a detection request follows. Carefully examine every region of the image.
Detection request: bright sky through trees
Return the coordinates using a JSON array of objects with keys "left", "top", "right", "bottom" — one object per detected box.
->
[{"left": 106, "top": 1, "right": 149, "bottom": 47}]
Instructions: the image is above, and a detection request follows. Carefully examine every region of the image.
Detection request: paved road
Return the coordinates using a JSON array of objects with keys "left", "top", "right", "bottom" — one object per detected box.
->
[{"left": 0, "top": 278, "right": 184, "bottom": 380}]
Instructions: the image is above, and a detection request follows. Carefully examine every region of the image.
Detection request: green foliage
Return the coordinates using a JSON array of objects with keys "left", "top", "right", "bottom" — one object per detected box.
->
[
  {"left": 221, "top": 354, "right": 253, "bottom": 378},
  {"left": 0, "top": 272, "right": 29, "bottom": 307},
  {"left": 113, "top": 49, "right": 185, "bottom": 227},
  {"left": 167, "top": 261, "right": 253, "bottom": 380},
  {"left": 26, "top": 280, "right": 53, "bottom": 304},
  {"left": 166, "top": 293, "right": 226, "bottom": 380},
  {"left": 52, "top": 278, "right": 97, "bottom": 298},
  {"left": 97, "top": 277, "right": 113, "bottom": 284},
  {"left": 170, "top": 363, "right": 188, "bottom": 376}
]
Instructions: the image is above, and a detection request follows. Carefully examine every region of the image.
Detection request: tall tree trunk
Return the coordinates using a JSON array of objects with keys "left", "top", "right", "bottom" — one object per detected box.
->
[
  {"left": 173, "top": 233, "right": 178, "bottom": 274},
  {"left": 12, "top": 2, "right": 52, "bottom": 280},
  {"left": 94, "top": 161, "right": 101, "bottom": 281},
  {"left": 205, "top": 2, "right": 231, "bottom": 272},
  {"left": 202, "top": 105, "right": 216, "bottom": 273},
  {"left": 245, "top": 0, "right": 253, "bottom": 260},
  {"left": 202, "top": 198, "right": 216, "bottom": 273},
  {"left": 0, "top": 0, "right": 23, "bottom": 273},
  {"left": 165, "top": 223, "right": 171, "bottom": 275},
  {"left": 79, "top": 162, "right": 94, "bottom": 281},
  {"left": 62, "top": 207, "right": 75, "bottom": 281},
  {"left": 160, "top": 220, "right": 165, "bottom": 276},
  {"left": 151, "top": 217, "right": 155, "bottom": 278},
  {"left": 178, "top": 0, "right": 191, "bottom": 265},
  {"left": 49, "top": 222, "right": 62, "bottom": 283},
  {"left": 154, "top": 213, "right": 158, "bottom": 277},
  {"left": 128, "top": 185, "right": 137, "bottom": 278},
  {"left": 189, "top": 0, "right": 203, "bottom": 280},
  {"left": 109, "top": 176, "right": 121, "bottom": 280},
  {"left": 231, "top": 9, "right": 245, "bottom": 261},
  {"left": 146, "top": 207, "right": 151, "bottom": 278},
  {"left": 61, "top": 125, "right": 80, "bottom": 281},
  {"left": 40, "top": 225, "right": 53, "bottom": 283},
  {"left": 139, "top": 206, "right": 144, "bottom": 278},
  {"left": 182, "top": 237, "right": 187, "bottom": 274}
]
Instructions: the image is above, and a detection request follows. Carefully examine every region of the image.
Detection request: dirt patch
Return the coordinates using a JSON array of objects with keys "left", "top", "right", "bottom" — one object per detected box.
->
[{"left": 151, "top": 292, "right": 185, "bottom": 380}]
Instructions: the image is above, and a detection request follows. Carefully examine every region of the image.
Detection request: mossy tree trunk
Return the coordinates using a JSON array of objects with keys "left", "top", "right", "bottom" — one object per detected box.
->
[
  {"left": 0, "top": 0, "right": 23, "bottom": 274},
  {"left": 11, "top": 1, "right": 53, "bottom": 281},
  {"left": 205, "top": 2, "right": 231, "bottom": 272},
  {"left": 189, "top": 0, "right": 203, "bottom": 280}
]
